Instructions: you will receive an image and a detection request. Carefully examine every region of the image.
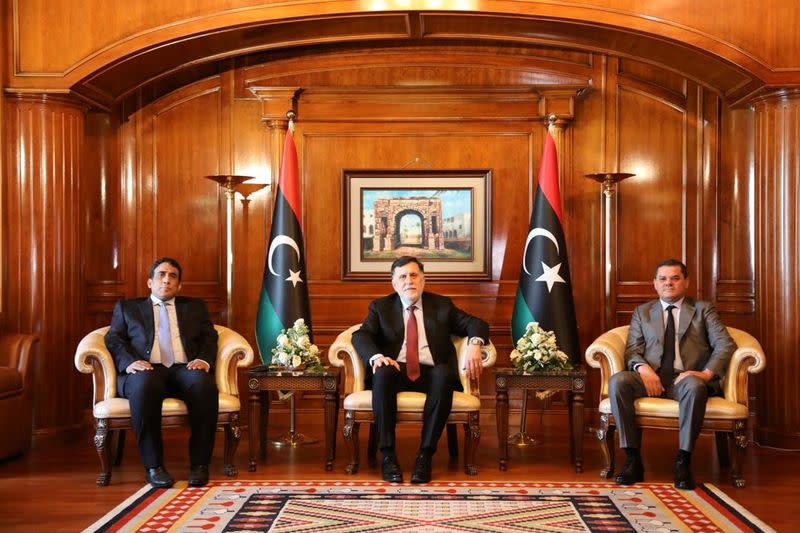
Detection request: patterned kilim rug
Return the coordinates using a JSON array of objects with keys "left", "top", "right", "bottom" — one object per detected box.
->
[{"left": 84, "top": 480, "right": 774, "bottom": 533}]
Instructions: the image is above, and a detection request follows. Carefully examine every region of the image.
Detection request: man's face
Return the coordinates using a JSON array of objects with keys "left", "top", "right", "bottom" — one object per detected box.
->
[
  {"left": 391, "top": 262, "right": 425, "bottom": 305},
  {"left": 147, "top": 262, "right": 182, "bottom": 301},
  {"left": 653, "top": 265, "right": 689, "bottom": 304}
]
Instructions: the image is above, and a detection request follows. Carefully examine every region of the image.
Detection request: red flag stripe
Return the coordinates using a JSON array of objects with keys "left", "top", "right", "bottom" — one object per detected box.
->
[
  {"left": 279, "top": 130, "right": 301, "bottom": 218},
  {"left": 538, "top": 132, "right": 564, "bottom": 225}
]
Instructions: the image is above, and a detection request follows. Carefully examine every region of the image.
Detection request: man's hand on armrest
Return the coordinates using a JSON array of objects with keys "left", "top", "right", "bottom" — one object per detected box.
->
[{"left": 126, "top": 360, "right": 153, "bottom": 374}]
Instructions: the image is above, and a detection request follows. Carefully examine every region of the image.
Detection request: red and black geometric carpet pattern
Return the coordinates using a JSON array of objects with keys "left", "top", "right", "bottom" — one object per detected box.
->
[{"left": 85, "top": 480, "right": 774, "bottom": 532}]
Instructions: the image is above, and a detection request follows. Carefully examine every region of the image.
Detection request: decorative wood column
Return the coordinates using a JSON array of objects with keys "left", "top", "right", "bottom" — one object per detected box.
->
[
  {"left": 4, "top": 93, "right": 87, "bottom": 436},
  {"left": 752, "top": 90, "right": 800, "bottom": 448},
  {"left": 249, "top": 87, "right": 299, "bottom": 193}
]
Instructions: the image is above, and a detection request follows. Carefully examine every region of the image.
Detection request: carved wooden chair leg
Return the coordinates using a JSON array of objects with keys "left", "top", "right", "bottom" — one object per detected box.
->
[
  {"left": 597, "top": 414, "right": 615, "bottom": 479},
  {"left": 94, "top": 419, "right": 113, "bottom": 487},
  {"left": 714, "top": 431, "right": 731, "bottom": 471},
  {"left": 446, "top": 424, "right": 459, "bottom": 464},
  {"left": 367, "top": 424, "right": 378, "bottom": 468},
  {"left": 343, "top": 411, "right": 360, "bottom": 474},
  {"left": 464, "top": 412, "right": 480, "bottom": 475},
  {"left": 730, "top": 421, "right": 747, "bottom": 488},
  {"left": 223, "top": 413, "right": 240, "bottom": 476},
  {"left": 112, "top": 429, "right": 126, "bottom": 466}
]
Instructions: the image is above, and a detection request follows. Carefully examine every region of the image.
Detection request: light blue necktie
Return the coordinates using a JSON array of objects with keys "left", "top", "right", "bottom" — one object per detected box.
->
[{"left": 158, "top": 302, "right": 175, "bottom": 367}]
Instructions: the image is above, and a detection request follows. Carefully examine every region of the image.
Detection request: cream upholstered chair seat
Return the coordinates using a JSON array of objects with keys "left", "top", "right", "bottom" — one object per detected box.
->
[
  {"left": 329, "top": 324, "right": 496, "bottom": 475},
  {"left": 585, "top": 325, "right": 765, "bottom": 487},
  {"left": 342, "top": 390, "right": 482, "bottom": 412},
  {"left": 597, "top": 397, "right": 748, "bottom": 420},
  {"left": 75, "top": 325, "right": 254, "bottom": 486}
]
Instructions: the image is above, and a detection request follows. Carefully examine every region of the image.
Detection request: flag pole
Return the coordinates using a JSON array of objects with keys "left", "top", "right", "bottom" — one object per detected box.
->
[{"left": 267, "top": 110, "right": 318, "bottom": 448}]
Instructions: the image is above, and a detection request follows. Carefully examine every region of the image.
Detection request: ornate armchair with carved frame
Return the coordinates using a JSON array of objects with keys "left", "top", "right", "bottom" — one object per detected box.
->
[
  {"left": 585, "top": 325, "right": 765, "bottom": 487},
  {"left": 328, "top": 324, "right": 496, "bottom": 476},
  {"left": 74, "top": 325, "right": 254, "bottom": 486}
]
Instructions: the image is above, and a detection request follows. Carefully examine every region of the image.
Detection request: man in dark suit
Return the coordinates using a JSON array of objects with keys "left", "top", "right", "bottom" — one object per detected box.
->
[
  {"left": 609, "top": 258, "right": 735, "bottom": 490},
  {"left": 105, "top": 257, "right": 219, "bottom": 488},
  {"left": 352, "top": 256, "right": 489, "bottom": 484}
]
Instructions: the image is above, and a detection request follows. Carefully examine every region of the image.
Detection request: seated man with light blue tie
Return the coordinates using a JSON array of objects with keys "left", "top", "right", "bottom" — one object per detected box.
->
[
  {"left": 352, "top": 256, "right": 489, "bottom": 484},
  {"left": 105, "top": 257, "right": 219, "bottom": 488},
  {"left": 608, "top": 258, "right": 735, "bottom": 490}
]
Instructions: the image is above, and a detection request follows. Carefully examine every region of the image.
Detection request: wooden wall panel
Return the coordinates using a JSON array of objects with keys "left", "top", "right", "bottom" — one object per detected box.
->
[
  {"left": 616, "top": 88, "right": 686, "bottom": 284},
  {"left": 753, "top": 93, "right": 800, "bottom": 447},
  {"left": 4, "top": 95, "right": 86, "bottom": 435},
  {"left": 151, "top": 88, "right": 225, "bottom": 284}
]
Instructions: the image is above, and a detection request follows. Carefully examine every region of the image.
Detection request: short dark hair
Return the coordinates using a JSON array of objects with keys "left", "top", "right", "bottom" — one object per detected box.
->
[
  {"left": 150, "top": 257, "right": 183, "bottom": 282},
  {"left": 390, "top": 255, "right": 424, "bottom": 277},
  {"left": 655, "top": 258, "right": 687, "bottom": 278}
]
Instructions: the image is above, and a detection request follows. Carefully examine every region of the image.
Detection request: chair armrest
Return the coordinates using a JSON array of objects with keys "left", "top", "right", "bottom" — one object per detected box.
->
[
  {"left": 214, "top": 325, "right": 255, "bottom": 397},
  {"left": 723, "top": 327, "right": 766, "bottom": 405},
  {"left": 0, "top": 334, "right": 38, "bottom": 390},
  {"left": 328, "top": 325, "right": 366, "bottom": 393},
  {"left": 584, "top": 326, "right": 628, "bottom": 400},
  {"left": 454, "top": 336, "right": 497, "bottom": 396},
  {"left": 74, "top": 326, "right": 116, "bottom": 404}
]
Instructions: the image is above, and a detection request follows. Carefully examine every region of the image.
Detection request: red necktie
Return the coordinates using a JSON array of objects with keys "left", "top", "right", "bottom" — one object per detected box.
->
[{"left": 405, "top": 305, "right": 420, "bottom": 381}]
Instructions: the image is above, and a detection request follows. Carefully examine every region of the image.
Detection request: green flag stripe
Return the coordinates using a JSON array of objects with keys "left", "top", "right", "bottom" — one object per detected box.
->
[
  {"left": 255, "top": 287, "right": 283, "bottom": 365},
  {"left": 511, "top": 287, "right": 537, "bottom": 344}
]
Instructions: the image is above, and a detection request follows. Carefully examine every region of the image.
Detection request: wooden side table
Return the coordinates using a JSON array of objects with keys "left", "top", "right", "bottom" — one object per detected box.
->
[
  {"left": 247, "top": 366, "right": 341, "bottom": 472},
  {"left": 494, "top": 367, "right": 586, "bottom": 472}
]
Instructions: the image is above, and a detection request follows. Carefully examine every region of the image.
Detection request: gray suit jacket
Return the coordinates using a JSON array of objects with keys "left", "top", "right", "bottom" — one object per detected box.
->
[{"left": 625, "top": 298, "right": 735, "bottom": 382}]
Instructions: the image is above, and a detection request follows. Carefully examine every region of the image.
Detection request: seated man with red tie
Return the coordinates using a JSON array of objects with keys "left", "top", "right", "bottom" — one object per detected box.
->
[
  {"left": 352, "top": 256, "right": 489, "bottom": 484},
  {"left": 105, "top": 257, "right": 219, "bottom": 488},
  {"left": 608, "top": 258, "right": 735, "bottom": 490}
]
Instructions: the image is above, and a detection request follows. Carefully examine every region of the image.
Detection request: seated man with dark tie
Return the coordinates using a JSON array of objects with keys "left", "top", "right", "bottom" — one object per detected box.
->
[
  {"left": 352, "top": 256, "right": 489, "bottom": 484},
  {"left": 105, "top": 257, "right": 219, "bottom": 488},
  {"left": 609, "top": 258, "right": 735, "bottom": 490}
]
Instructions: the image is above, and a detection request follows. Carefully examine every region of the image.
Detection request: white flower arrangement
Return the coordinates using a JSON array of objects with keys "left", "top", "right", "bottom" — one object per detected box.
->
[
  {"left": 510, "top": 322, "right": 572, "bottom": 373},
  {"left": 270, "top": 318, "right": 323, "bottom": 372}
]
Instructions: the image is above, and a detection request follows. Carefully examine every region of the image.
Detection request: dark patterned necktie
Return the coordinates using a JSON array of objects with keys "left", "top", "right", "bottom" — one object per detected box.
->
[
  {"left": 405, "top": 305, "right": 420, "bottom": 381},
  {"left": 659, "top": 305, "right": 676, "bottom": 390}
]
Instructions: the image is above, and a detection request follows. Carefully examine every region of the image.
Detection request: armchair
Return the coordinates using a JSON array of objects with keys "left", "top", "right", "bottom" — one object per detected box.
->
[
  {"left": 585, "top": 326, "right": 765, "bottom": 487},
  {"left": 74, "top": 325, "right": 254, "bottom": 486},
  {"left": 328, "top": 324, "right": 496, "bottom": 475},
  {"left": 0, "top": 334, "right": 38, "bottom": 460}
]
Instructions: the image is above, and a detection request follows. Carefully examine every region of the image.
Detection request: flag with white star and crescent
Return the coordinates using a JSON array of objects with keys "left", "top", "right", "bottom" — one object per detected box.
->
[
  {"left": 511, "top": 130, "right": 580, "bottom": 364},
  {"left": 255, "top": 124, "right": 313, "bottom": 364}
]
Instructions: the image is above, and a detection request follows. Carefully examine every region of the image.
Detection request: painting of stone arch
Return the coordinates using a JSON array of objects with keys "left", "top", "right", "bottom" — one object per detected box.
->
[
  {"left": 362, "top": 189, "right": 473, "bottom": 260},
  {"left": 343, "top": 170, "right": 490, "bottom": 280}
]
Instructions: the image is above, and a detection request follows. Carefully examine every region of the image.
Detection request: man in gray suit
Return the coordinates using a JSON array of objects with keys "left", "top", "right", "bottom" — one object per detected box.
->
[{"left": 609, "top": 259, "right": 735, "bottom": 490}]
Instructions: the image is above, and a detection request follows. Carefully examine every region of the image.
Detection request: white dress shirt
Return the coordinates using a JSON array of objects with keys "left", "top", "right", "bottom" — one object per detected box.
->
[{"left": 660, "top": 298, "right": 685, "bottom": 371}]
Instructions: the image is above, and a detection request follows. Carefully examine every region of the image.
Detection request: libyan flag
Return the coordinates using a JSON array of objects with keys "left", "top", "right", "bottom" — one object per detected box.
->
[
  {"left": 511, "top": 131, "right": 580, "bottom": 364},
  {"left": 255, "top": 127, "right": 313, "bottom": 364}
]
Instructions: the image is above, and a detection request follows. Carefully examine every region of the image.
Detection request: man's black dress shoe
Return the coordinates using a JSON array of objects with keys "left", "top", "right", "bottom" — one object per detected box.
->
[
  {"left": 381, "top": 455, "right": 403, "bottom": 483},
  {"left": 410, "top": 453, "right": 432, "bottom": 484},
  {"left": 614, "top": 458, "right": 644, "bottom": 485},
  {"left": 188, "top": 464, "right": 210, "bottom": 487},
  {"left": 145, "top": 466, "right": 174, "bottom": 488},
  {"left": 673, "top": 457, "right": 696, "bottom": 490}
]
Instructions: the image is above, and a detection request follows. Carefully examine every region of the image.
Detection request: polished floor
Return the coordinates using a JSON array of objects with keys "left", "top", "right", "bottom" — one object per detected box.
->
[{"left": 0, "top": 412, "right": 797, "bottom": 531}]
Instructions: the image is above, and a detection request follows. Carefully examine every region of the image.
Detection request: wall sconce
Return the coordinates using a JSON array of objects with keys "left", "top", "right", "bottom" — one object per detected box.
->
[
  {"left": 584, "top": 172, "right": 635, "bottom": 198},
  {"left": 204, "top": 174, "right": 258, "bottom": 325}
]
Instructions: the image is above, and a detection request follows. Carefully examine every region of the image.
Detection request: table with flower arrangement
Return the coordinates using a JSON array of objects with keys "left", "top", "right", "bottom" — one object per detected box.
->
[
  {"left": 494, "top": 366, "right": 587, "bottom": 472},
  {"left": 247, "top": 366, "right": 341, "bottom": 472}
]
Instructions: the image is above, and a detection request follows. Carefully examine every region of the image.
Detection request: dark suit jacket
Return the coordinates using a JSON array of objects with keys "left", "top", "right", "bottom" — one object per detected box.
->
[
  {"left": 352, "top": 291, "right": 489, "bottom": 390},
  {"left": 624, "top": 297, "right": 735, "bottom": 389},
  {"left": 105, "top": 296, "right": 218, "bottom": 375}
]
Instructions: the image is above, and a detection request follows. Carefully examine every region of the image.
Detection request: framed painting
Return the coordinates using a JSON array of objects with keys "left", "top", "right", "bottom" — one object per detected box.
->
[{"left": 342, "top": 169, "right": 492, "bottom": 280}]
